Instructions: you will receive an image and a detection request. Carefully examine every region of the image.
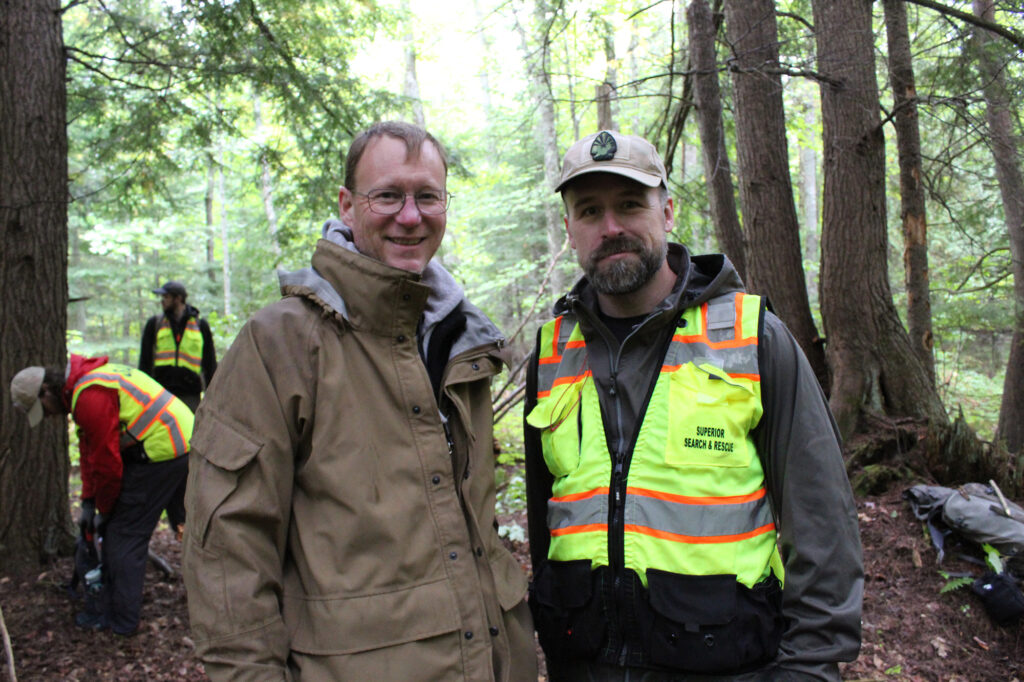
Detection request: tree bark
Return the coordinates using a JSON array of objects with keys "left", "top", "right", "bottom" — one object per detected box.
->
[
  {"left": 724, "top": 0, "right": 829, "bottom": 392},
  {"left": 974, "top": 0, "right": 1024, "bottom": 454},
  {"left": 883, "top": 0, "right": 936, "bottom": 384},
  {"left": 686, "top": 0, "right": 747, "bottom": 281},
  {"left": 0, "top": 0, "right": 74, "bottom": 570},
  {"left": 812, "top": 0, "right": 947, "bottom": 440}
]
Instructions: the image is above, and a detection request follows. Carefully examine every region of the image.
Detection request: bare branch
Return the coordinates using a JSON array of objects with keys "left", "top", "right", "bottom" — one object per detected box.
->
[{"left": 904, "top": 0, "right": 1024, "bottom": 51}]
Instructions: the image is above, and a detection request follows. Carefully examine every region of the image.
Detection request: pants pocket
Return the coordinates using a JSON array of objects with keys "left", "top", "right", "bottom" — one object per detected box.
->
[
  {"left": 637, "top": 570, "right": 783, "bottom": 674},
  {"left": 529, "top": 559, "right": 607, "bottom": 659}
]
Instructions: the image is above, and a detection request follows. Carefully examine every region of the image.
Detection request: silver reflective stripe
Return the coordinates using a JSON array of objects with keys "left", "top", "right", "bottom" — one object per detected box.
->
[
  {"left": 548, "top": 493, "right": 608, "bottom": 531},
  {"left": 127, "top": 389, "right": 173, "bottom": 440},
  {"left": 706, "top": 296, "right": 738, "bottom": 345},
  {"left": 664, "top": 342, "right": 759, "bottom": 376},
  {"left": 157, "top": 410, "right": 188, "bottom": 454},
  {"left": 706, "top": 297, "right": 736, "bottom": 331},
  {"left": 625, "top": 492, "right": 772, "bottom": 539}
]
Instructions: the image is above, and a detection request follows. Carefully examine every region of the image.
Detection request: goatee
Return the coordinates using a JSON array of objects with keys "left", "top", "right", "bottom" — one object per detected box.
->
[{"left": 584, "top": 236, "right": 666, "bottom": 295}]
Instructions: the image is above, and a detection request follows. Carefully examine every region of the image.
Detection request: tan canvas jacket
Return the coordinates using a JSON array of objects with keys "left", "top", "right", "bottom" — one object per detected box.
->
[{"left": 183, "top": 240, "right": 536, "bottom": 681}]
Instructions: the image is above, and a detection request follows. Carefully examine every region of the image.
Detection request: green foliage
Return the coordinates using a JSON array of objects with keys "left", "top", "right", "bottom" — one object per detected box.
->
[
  {"left": 938, "top": 572, "right": 974, "bottom": 594},
  {"left": 53, "top": 0, "right": 1024, "bottom": 453},
  {"left": 982, "top": 543, "right": 1004, "bottom": 574}
]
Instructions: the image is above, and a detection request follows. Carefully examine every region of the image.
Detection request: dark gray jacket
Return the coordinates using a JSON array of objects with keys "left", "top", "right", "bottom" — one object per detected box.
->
[{"left": 525, "top": 243, "right": 862, "bottom": 681}]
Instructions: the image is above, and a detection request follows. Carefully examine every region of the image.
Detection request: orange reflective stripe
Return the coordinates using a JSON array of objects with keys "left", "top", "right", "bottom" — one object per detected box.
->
[
  {"left": 551, "top": 487, "right": 610, "bottom": 503},
  {"left": 624, "top": 522, "right": 776, "bottom": 544},
  {"left": 551, "top": 523, "right": 607, "bottom": 537},
  {"left": 538, "top": 316, "right": 564, "bottom": 365},
  {"left": 626, "top": 487, "right": 766, "bottom": 506},
  {"left": 537, "top": 370, "right": 592, "bottom": 399}
]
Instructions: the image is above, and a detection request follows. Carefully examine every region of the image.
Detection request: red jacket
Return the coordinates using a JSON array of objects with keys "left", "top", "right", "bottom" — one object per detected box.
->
[{"left": 64, "top": 354, "right": 122, "bottom": 514}]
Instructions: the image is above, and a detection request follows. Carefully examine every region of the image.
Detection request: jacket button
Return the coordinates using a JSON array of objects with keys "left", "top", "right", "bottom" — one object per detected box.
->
[
  {"left": 449, "top": 551, "right": 458, "bottom": 560},
  {"left": 412, "top": 405, "right": 421, "bottom": 414},
  {"left": 432, "top": 475, "right": 441, "bottom": 485},
  {"left": 402, "top": 293, "right": 411, "bottom": 301},
  {"left": 704, "top": 634, "right": 715, "bottom": 647},
  {"left": 489, "top": 626, "right": 499, "bottom": 636},
  {"left": 464, "top": 631, "right": 474, "bottom": 640},
  {"left": 475, "top": 547, "right": 483, "bottom": 557},
  {"left": 396, "top": 334, "right": 406, "bottom": 343},
  {"left": 471, "top": 363, "right": 479, "bottom": 370}
]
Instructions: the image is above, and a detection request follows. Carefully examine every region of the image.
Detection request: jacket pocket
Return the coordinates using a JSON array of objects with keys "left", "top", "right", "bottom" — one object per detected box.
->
[
  {"left": 283, "top": 577, "right": 461, "bottom": 655},
  {"left": 637, "top": 570, "right": 783, "bottom": 673},
  {"left": 188, "top": 413, "right": 262, "bottom": 547},
  {"left": 490, "top": 548, "right": 530, "bottom": 611},
  {"left": 529, "top": 559, "right": 607, "bottom": 659},
  {"left": 664, "top": 363, "right": 760, "bottom": 469}
]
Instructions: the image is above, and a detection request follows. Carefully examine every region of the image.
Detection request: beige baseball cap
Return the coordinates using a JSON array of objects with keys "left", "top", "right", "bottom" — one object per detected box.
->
[
  {"left": 10, "top": 366, "right": 46, "bottom": 427},
  {"left": 555, "top": 130, "right": 668, "bottom": 193}
]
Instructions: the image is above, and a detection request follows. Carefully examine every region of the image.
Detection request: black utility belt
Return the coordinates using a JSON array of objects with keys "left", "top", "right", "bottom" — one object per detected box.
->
[{"left": 530, "top": 560, "right": 784, "bottom": 674}]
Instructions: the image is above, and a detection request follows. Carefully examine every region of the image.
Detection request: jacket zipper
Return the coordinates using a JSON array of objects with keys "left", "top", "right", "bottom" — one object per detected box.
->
[{"left": 604, "top": 319, "right": 679, "bottom": 664}]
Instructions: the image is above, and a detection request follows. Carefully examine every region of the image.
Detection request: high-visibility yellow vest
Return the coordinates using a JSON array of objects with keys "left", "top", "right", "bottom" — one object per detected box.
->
[
  {"left": 154, "top": 316, "right": 204, "bottom": 376},
  {"left": 526, "top": 292, "right": 783, "bottom": 588},
  {"left": 71, "top": 363, "right": 193, "bottom": 461}
]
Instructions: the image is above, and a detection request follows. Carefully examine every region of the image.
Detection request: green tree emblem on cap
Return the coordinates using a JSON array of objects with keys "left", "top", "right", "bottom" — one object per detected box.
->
[{"left": 590, "top": 131, "right": 617, "bottom": 161}]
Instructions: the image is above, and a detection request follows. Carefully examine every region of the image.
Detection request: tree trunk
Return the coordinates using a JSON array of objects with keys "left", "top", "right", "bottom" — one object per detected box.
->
[
  {"left": 974, "top": 0, "right": 1024, "bottom": 454},
  {"left": 812, "top": 0, "right": 946, "bottom": 440},
  {"left": 686, "top": 0, "right": 747, "bottom": 281},
  {"left": 883, "top": 0, "right": 935, "bottom": 384},
  {"left": 217, "top": 147, "right": 232, "bottom": 316},
  {"left": 724, "top": 0, "right": 829, "bottom": 392},
  {"left": 252, "top": 91, "right": 281, "bottom": 260},
  {"left": 205, "top": 158, "right": 217, "bottom": 284},
  {"left": 596, "top": 26, "right": 618, "bottom": 131},
  {"left": 514, "top": 0, "right": 565, "bottom": 296},
  {"left": 401, "top": 0, "right": 425, "bottom": 128},
  {"left": 797, "top": 88, "right": 820, "bottom": 308},
  {"left": 0, "top": 0, "right": 74, "bottom": 571}
]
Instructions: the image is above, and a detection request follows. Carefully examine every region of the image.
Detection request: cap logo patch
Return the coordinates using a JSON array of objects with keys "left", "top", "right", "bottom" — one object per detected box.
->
[{"left": 590, "top": 131, "right": 617, "bottom": 161}]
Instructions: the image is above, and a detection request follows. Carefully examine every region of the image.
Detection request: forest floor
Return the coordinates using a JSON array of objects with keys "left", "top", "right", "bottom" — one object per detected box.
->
[{"left": 1, "top": 480, "right": 1022, "bottom": 681}]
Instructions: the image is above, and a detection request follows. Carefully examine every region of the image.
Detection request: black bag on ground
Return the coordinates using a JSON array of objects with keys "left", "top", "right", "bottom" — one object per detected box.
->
[{"left": 971, "top": 571, "right": 1024, "bottom": 625}]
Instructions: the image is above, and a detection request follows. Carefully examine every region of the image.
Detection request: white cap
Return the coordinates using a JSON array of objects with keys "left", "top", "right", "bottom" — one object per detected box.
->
[{"left": 10, "top": 366, "right": 46, "bottom": 427}]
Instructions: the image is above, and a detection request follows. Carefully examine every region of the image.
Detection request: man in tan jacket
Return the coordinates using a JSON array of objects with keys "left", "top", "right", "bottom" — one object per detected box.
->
[{"left": 182, "top": 121, "right": 537, "bottom": 681}]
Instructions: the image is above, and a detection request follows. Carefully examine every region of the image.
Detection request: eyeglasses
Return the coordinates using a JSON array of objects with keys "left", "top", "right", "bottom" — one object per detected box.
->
[{"left": 354, "top": 188, "right": 453, "bottom": 216}]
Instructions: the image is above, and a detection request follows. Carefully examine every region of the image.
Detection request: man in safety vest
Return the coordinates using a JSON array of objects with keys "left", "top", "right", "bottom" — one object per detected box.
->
[
  {"left": 139, "top": 280, "right": 217, "bottom": 413},
  {"left": 524, "top": 130, "right": 863, "bottom": 681},
  {"left": 10, "top": 354, "right": 193, "bottom": 636}
]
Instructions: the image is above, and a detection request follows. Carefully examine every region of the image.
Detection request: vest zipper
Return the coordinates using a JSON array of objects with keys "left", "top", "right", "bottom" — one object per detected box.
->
[{"left": 604, "top": 320, "right": 680, "bottom": 664}]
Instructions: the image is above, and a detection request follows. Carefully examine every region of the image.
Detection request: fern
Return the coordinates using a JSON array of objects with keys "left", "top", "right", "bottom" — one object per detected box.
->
[{"left": 938, "top": 571, "right": 974, "bottom": 593}]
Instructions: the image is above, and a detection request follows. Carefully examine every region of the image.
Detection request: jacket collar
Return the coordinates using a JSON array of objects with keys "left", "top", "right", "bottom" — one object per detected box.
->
[{"left": 278, "top": 231, "right": 509, "bottom": 365}]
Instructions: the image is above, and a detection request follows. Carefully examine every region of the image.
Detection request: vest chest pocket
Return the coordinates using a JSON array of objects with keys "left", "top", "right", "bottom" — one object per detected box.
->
[
  {"left": 527, "top": 382, "right": 584, "bottom": 477},
  {"left": 664, "top": 363, "right": 761, "bottom": 469}
]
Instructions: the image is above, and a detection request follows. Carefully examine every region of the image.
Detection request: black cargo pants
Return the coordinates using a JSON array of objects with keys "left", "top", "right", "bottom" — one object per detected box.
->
[{"left": 100, "top": 450, "right": 189, "bottom": 635}]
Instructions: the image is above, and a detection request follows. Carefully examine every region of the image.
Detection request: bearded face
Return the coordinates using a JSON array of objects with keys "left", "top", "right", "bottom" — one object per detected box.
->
[{"left": 583, "top": 234, "right": 667, "bottom": 295}]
